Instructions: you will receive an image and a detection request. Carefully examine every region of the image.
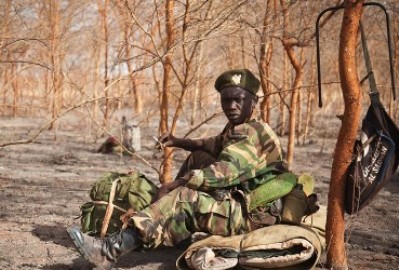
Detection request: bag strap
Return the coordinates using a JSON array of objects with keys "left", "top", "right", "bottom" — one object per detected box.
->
[
  {"left": 359, "top": 21, "right": 393, "bottom": 131},
  {"left": 360, "top": 21, "right": 381, "bottom": 106},
  {"left": 100, "top": 177, "right": 122, "bottom": 239}
]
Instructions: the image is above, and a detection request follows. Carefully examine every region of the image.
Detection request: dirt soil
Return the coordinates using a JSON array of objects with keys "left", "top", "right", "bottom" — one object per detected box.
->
[{"left": 1, "top": 114, "right": 399, "bottom": 270}]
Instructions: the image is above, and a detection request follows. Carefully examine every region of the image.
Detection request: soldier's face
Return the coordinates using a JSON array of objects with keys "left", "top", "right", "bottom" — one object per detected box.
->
[{"left": 220, "top": 87, "right": 255, "bottom": 125}]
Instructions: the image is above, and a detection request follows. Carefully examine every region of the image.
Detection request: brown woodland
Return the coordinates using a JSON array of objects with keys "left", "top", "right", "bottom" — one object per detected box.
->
[{"left": 1, "top": 1, "right": 399, "bottom": 268}]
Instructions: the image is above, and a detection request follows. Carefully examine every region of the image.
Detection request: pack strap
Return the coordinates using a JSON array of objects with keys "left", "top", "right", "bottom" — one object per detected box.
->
[
  {"left": 100, "top": 178, "right": 124, "bottom": 239},
  {"left": 92, "top": 201, "right": 127, "bottom": 214}
]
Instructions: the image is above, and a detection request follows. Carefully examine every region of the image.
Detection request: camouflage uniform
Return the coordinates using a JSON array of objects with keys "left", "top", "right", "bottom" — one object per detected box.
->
[{"left": 129, "top": 115, "right": 284, "bottom": 248}]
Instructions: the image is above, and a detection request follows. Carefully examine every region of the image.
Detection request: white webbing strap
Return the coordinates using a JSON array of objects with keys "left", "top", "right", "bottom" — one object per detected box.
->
[{"left": 100, "top": 178, "right": 124, "bottom": 239}]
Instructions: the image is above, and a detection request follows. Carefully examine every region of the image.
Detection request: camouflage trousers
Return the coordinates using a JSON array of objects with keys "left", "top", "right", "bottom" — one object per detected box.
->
[
  {"left": 129, "top": 186, "right": 249, "bottom": 249},
  {"left": 128, "top": 150, "right": 249, "bottom": 249}
]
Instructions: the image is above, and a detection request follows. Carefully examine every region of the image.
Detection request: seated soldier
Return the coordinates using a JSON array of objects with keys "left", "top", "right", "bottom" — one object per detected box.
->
[{"left": 67, "top": 69, "right": 288, "bottom": 270}]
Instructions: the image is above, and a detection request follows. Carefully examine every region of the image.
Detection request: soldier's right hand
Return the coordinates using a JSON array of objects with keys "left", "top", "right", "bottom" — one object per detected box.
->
[
  {"left": 155, "top": 132, "right": 177, "bottom": 150},
  {"left": 120, "top": 207, "right": 136, "bottom": 229}
]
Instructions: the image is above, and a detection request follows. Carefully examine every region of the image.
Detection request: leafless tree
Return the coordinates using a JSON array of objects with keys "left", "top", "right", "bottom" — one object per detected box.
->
[{"left": 326, "top": 0, "right": 364, "bottom": 269}]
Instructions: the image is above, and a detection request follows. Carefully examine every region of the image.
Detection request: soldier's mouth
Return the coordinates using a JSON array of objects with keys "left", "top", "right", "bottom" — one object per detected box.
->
[{"left": 227, "top": 113, "right": 240, "bottom": 119}]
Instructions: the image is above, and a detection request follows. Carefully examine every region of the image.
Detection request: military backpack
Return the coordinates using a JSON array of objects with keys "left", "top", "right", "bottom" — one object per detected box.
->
[{"left": 80, "top": 171, "right": 158, "bottom": 237}]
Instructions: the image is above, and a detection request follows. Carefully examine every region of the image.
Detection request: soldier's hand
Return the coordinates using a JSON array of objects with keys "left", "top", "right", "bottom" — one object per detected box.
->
[
  {"left": 156, "top": 182, "right": 178, "bottom": 201},
  {"left": 155, "top": 176, "right": 190, "bottom": 201},
  {"left": 120, "top": 207, "right": 136, "bottom": 229},
  {"left": 156, "top": 185, "right": 171, "bottom": 201},
  {"left": 155, "top": 132, "right": 177, "bottom": 150}
]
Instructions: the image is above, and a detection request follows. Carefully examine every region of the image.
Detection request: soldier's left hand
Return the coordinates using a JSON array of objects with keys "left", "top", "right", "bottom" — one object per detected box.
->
[
  {"left": 155, "top": 175, "right": 190, "bottom": 201},
  {"left": 156, "top": 184, "right": 171, "bottom": 201}
]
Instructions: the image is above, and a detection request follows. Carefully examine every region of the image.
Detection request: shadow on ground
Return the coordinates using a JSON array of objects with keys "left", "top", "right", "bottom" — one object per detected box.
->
[{"left": 32, "top": 225, "right": 75, "bottom": 248}]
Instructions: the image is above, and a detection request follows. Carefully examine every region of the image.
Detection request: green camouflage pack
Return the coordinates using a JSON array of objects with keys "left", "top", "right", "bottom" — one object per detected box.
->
[{"left": 80, "top": 171, "right": 158, "bottom": 236}]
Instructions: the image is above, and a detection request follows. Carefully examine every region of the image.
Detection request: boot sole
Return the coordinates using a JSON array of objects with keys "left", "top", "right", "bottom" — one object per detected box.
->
[{"left": 66, "top": 227, "right": 108, "bottom": 270}]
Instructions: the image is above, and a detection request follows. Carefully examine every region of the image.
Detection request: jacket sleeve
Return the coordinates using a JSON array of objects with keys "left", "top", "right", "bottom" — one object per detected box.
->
[
  {"left": 198, "top": 134, "right": 223, "bottom": 158},
  {"left": 187, "top": 123, "right": 281, "bottom": 190}
]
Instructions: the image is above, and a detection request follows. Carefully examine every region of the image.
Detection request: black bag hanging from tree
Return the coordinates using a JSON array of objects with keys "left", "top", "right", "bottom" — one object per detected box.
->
[{"left": 344, "top": 21, "right": 399, "bottom": 215}]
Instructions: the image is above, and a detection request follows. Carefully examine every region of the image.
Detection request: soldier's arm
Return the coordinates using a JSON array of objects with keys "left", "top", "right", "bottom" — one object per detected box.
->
[
  {"left": 186, "top": 125, "right": 282, "bottom": 190},
  {"left": 186, "top": 137, "right": 259, "bottom": 190},
  {"left": 157, "top": 132, "right": 220, "bottom": 154}
]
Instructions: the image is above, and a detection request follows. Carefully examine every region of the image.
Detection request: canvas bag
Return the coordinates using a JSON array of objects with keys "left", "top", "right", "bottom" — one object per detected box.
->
[
  {"left": 344, "top": 93, "right": 399, "bottom": 214},
  {"left": 80, "top": 171, "right": 158, "bottom": 236},
  {"left": 344, "top": 23, "right": 399, "bottom": 215}
]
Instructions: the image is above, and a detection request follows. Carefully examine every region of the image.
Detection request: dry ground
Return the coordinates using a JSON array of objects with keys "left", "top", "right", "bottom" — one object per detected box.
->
[{"left": 1, "top": 113, "right": 399, "bottom": 270}]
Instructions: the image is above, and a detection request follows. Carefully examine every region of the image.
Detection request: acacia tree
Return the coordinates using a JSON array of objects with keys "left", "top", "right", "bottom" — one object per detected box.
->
[
  {"left": 302, "top": 54, "right": 316, "bottom": 145},
  {"left": 48, "top": 0, "right": 62, "bottom": 132},
  {"left": 326, "top": 0, "right": 364, "bottom": 268},
  {"left": 97, "top": 0, "right": 111, "bottom": 129},
  {"left": 280, "top": 0, "right": 305, "bottom": 167},
  {"left": 278, "top": 54, "right": 289, "bottom": 136},
  {"left": 1, "top": 2, "right": 15, "bottom": 116},
  {"left": 114, "top": 1, "right": 142, "bottom": 114},
  {"left": 258, "top": 0, "right": 274, "bottom": 124},
  {"left": 159, "top": 0, "right": 176, "bottom": 183}
]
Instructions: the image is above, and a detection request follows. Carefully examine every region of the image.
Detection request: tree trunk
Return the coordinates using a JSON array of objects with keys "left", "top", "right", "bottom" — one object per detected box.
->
[
  {"left": 12, "top": 62, "right": 18, "bottom": 118},
  {"left": 284, "top": 44, "right": 303, "bottom": 168},
  {"left": 160, "top": 0, "right": 176, "bottom": 184},
  {"left": 125, "top": 37, "right": 141, "bottom": 114},
  {"left": 278, "top": 54, "right": 288, "bottom": 136},
  {"left": 303, "top": 55, "right": 316, "bottom": 145},
  {"left": 49, "top": 0, "right": 60, "bottom": 134},
  {"left": 259, "top": 9, "right": 273, "bottom": 124},
  {"left": 119, "top": 5, "right": 142, "bottom": 114},
  {"left": 190, "top": 39, "right": 204, "bottom": 126},
  {"left": 295, "top": 49, "right": 305, "bottom": 137},
  {"left": 240, "top": 35, "right": 247, "bottom": 68},
  {"left": 98, "top": 0, "right": 110, "bottom": 129},
  {"left": 1, "top": 1, "right": 11, "bottom": 116},
  {"left": 259, "top": 43, "right": 273, "bottom": 123},
  {"left": 171, "top": 0, "right": 192, "bottom": 134},
  {"left": 326, "top": 1, "right": 364, "bottom": 269},
  {"left": 1, "top": 67, "right": 8, "bottom": 114},
  {"left": 281, "top": 0, "right": 304, "bottom": 168},
  {"left": 303, "top": 90, "right": 312, "bottom": 145},
  {"left": 93, "top": 40, "right": 101, "bottom": 122},
  {"left": 296, "top": 84, "right": 302, "bottom": 135}
]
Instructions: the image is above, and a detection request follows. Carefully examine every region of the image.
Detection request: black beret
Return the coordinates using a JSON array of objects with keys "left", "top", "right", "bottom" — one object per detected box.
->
[{"left": 214, "top": 69, "right": 260, "bottom": 95}]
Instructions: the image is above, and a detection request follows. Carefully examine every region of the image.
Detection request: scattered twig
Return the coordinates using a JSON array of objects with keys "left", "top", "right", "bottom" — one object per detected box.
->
[
  {"left": 184, "top": 111, "right": 223, "bottom": 138},
  {"left": 0, "top": 96, "right": 104, "bottom": 147},
  {"left": 0, "top": 75, "right": 127, "bottom": 148}
]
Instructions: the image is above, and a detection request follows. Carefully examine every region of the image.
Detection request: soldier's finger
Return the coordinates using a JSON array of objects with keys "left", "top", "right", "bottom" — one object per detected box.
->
[
  {"left": 158, "top": 133, "right": 170, "bottom": 143},
  {"left": 152, "top": 136, "right": 165, "bottom": 150}
]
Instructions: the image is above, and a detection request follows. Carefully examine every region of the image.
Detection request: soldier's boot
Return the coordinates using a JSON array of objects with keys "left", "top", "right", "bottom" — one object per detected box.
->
[{"left": 67, "top": 225, "right": 141, "bottom": 270}]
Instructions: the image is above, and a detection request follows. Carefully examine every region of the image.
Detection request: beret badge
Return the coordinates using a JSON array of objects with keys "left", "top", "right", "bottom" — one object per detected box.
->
[{"left": 232, "top": 74, "right": 241, "bottom": 85}]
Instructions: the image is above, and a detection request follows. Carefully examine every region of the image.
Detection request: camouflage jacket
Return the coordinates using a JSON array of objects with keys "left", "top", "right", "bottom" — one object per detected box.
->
[{"left": 186, "top": 116, "right": 284, "bottom": 193}]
